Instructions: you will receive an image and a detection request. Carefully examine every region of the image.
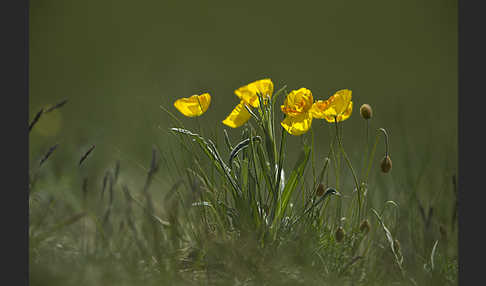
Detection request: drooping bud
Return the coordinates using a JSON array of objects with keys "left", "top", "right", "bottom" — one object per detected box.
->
[
  {"left": 381, "top": 155, "right": 392, "bottom": 173},
  {"left": 316, "top": 183, "right": 325, "bottom": 196},
  {"left": 359, "top": 219, "right": 371, "bottom": 235},
  {"left": 335, "top": 226, "right": 345, "bottom": 243},
  {"left": 360, "top": 104, "right": 373, "bottom": 119}
]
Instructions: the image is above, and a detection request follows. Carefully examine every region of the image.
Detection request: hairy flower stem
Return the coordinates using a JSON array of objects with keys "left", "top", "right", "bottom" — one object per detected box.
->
[
  {"left": 379, "top": 128, "right": 389, "bottom": 157},
  {"left": 360, "top": 120, "right": 370, "bottom": 182},
  {"left": 196, "top": 97, "right": 204, "bottom": 137},
  {"left": 330, "top": 127, "right": 341, "bottom": 224},
  {"left": 196, "top": 117, "right": 203, "bottom": 137},
  {"left": 334, "top": 118, "right": 362, "bottom": 227},
  {"left": 364, "top": 133, "right": 380, "bottom": 182}
]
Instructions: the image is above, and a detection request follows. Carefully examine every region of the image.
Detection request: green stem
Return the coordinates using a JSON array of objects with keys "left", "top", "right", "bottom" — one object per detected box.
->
[
  {"left": 364, "top": 128, "right": 389, "bottom": 183},
  {"left": 380, "top": 128, "right": 389, "bottom": 157},
  {"left": 359, "top": 120, "right": 370, "bottom": 182},
  {"left": 364, "top": 132, "right": 380, "bottom": 183},
  {"left": 271, "top": 127, "right": 286, "bottom": 224},
  {"left": 311, "top": 128, "right": 316, "bottom": 189},
  {"left": 334, "top": 118, "right": 362, "bottom": 227},
  {"left": 330, "top": 126, "right": 340, "bottom": 224}
]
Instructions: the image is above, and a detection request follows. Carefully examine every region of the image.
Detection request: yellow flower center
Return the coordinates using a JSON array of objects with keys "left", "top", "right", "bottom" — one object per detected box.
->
[{"left": 281, "top": 88, "right": 313, "bottom": 117}]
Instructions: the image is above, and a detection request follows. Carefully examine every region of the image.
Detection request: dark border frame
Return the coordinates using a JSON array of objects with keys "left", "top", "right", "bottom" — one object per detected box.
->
[
  {"left": 2, "top": 0, "right": 29, "bottom": 285},
  {"left": 458, "top": 0, "right": 483, "bottom": 285}
]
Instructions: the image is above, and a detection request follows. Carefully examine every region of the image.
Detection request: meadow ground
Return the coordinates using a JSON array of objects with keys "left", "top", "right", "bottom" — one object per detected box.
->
[{"left": 29, "top": 80, "right": 457, "bottom": 286}]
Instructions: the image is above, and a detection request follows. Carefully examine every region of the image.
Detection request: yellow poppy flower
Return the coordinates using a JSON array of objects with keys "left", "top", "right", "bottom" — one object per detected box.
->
[
  {"left": 234, "top": 78, "right": 274, "bottom": 108},
  {"left": 222, "top": 100, "right": 251, "bottom": 128},
  {"left": 309, "top": 100, "right": 328, "bottom": 118},
  {"left": 173, "top": 93, "right": 211, "bottom": 117},
  {"left": 280, "top": 88, "right": 314, "bottom": 135},
  {"left": 311, "top": 89, "right": 353, "bottom": 123},
  {"left": 222, "top": 79, "right": 274, "bottom": 128},
  {"left": 281, "top": 112, "right": 313, "bottom": 136}
]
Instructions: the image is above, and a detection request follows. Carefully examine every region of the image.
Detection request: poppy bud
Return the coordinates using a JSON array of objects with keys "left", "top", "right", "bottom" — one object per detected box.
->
[
  {"left": 335, "top": 226, "right": 345, "bottom": 243},
  {"left": 381, "top": 155, "right": 392, "bottom": 173},
  {"left": 359, "top": 219, "right": 371, "bottom": 235},
  {"left": 316, "top": 183, "right": 325, "bottom": 196},
  {"left": 360, "top": 104, "right": 373, "bottom": 119}
]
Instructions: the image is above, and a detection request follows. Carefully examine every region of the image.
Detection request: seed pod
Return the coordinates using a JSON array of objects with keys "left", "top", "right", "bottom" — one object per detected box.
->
[
  {"left": 381, "top": 155, "right": 392, "bottom": 173},
  {"left": 360, "top": 104, "right": 373, "bottom": 119},
  {"left": 359, "top": 219, "right": 371, "bottom": 235},
  {"left": 316, "top": 183, "right": 325, "bottom": 196},
  {"left": 335, "top": 226, "right": 345, "bottom": 243}
]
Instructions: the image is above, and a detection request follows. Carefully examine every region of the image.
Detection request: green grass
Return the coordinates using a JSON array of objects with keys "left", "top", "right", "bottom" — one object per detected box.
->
[{"left": 29, "top": 84, "right": 457, "bottom": 286}]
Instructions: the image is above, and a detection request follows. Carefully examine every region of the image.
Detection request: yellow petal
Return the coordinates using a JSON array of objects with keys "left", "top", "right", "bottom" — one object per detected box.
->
[
  {"left": 173, "top": 93, "right": 211, "bottom": 117},
  {"left": 197, "top": 93, "right": 211, "bottom": 112},
  {"left": 309, "top": 100, "right": 328, "bottom": 119},
  {"left": 234, "top": 78, "right": 274, "bottom": 108},
  {"left": 281, "top": 88, "right": 314, "bottom": 117},
  {"left": 337, "top": 100, "right": 353, "bottom": 122},
  {"left": 323, "top": 89, "right": 352, "bottom": 116},
  {"left": 280, "top": 112, "right": 313, "bottom": 136},
  {"left": 317, "top": 89, "right": 352, "bottom": 123},
  {"left": 222, "top": 101, "right": 252, "bottom": 128},
  {"left": 323, "top": 100, "right": 353, "bottom": 123}
]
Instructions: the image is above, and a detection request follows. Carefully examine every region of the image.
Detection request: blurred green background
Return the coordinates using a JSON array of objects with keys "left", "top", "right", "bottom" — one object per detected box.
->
[{"left": 29, "top": 0, "right": 457, "bottom": 198}]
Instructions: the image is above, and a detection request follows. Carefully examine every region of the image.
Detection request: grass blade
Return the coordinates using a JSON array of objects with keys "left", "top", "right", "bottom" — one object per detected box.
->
[
  {"left": 29, "top": 108, "right": 43, "bottom": 133},
  {"left": 430, "top": 240, "right": 439, "bottom": 271},
  {"left": 229, "top": 136, "right": 261, "bottom": 166},
  {"left": 45, "top": 98, "right": 68, "bottom": 113},
  {"left": 275, "top": 144, "right": 311, "bottom": 222},
  {"left": 39, "top": 143, "right": 59, "bottom": 167},
  {"left": 79, "top": 145, "right": 96, "bottom": 166}
]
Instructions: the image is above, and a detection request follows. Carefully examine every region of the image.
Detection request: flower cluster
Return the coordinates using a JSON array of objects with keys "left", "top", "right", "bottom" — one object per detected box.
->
[{"left": 173, "top": 78, "right": 353, "bottom": 136}]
